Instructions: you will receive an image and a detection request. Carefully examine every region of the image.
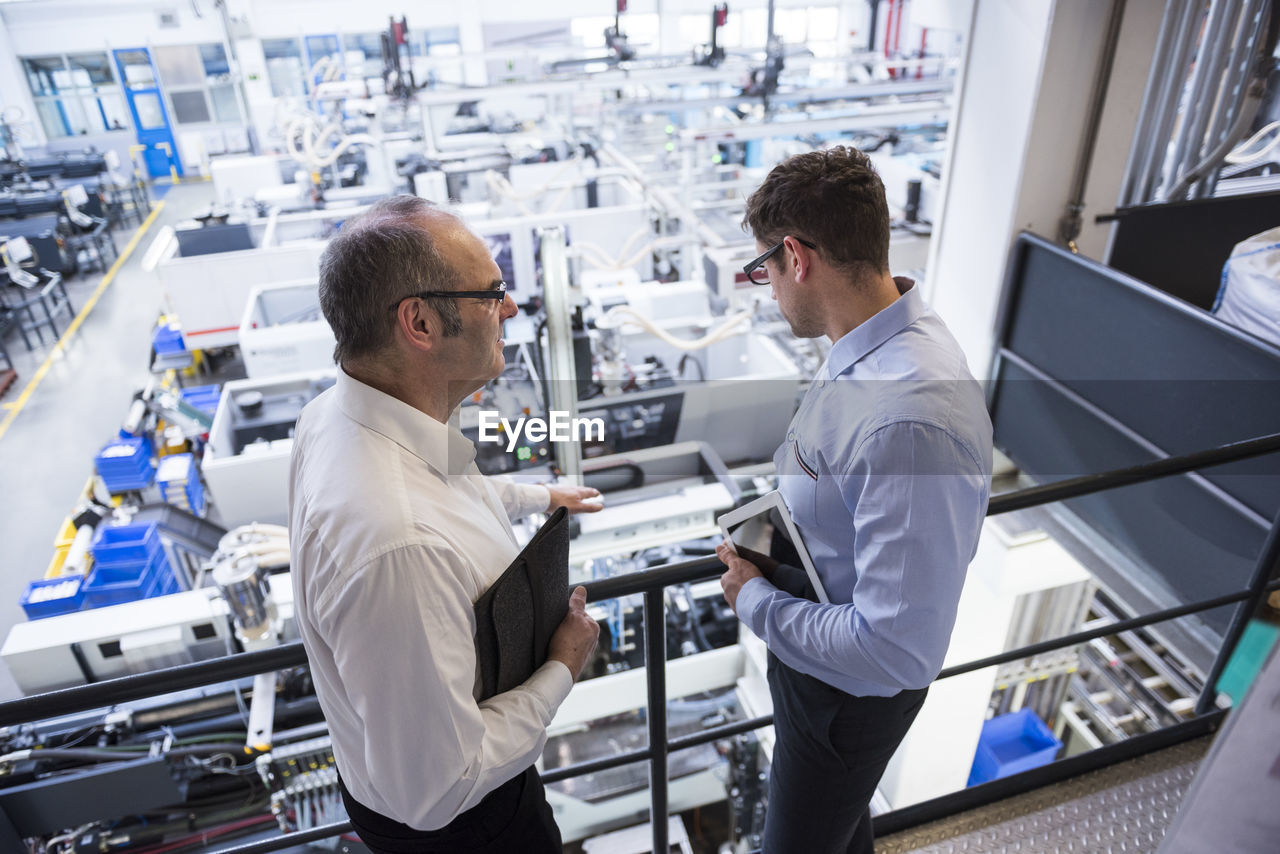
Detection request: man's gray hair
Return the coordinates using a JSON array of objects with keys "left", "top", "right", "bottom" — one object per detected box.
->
[{"left": 318, "top": 195, "right": 463, "bottom": 365}]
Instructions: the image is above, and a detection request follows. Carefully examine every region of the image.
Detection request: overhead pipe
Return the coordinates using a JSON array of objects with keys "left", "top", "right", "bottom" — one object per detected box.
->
[
  {"left": 1161, "top": 0, "right": 1234, "bottom": 200},
  {"left": 1192, "top": 0, "right": 1270, "bottom": 197},
  {"left": 1120, "top": 0, "right": 1194, "bottom": 206}
]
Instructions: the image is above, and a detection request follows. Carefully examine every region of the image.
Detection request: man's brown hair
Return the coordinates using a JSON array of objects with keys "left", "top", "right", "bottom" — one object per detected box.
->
[{"left": 743, "top": 145, "right": 890, "bottom": 280}]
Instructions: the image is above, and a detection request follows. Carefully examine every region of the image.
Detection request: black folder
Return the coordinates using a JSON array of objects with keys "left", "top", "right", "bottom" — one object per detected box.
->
[{"left": 473, "top": 507, "right": 570, "bottom": 700}]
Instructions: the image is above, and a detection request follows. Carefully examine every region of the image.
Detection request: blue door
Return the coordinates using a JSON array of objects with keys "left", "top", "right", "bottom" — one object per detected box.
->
[{"left": 112, "top": 48, "right": 183, "bottom": 179}]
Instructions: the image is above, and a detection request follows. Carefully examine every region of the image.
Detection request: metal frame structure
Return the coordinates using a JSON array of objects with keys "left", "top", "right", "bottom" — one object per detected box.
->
[
  {"left": 1, "top": 430, "right": 1278, "bottom": 853},
  {"left": 1120, "top": 0, "right": 1276, "bottom": 205}
]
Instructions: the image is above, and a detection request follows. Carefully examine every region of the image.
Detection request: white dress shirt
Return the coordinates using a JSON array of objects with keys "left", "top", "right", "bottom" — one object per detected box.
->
[{"left": 288, "top": 368, "right": 573, "bottom": 831}]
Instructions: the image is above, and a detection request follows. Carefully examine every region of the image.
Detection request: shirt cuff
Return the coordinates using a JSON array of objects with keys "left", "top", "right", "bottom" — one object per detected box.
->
[
  {"left": 529, "top": 659, "right": 575, "bottom": 713},
  {"left": 530, "top": 484, "right": 552, "bottom": 515},
  {"left": 733, "top": 576, "right": 776, "bottom": 636},
  {"left": 508, "top": 483, "right": 550, "bottom": 518}
]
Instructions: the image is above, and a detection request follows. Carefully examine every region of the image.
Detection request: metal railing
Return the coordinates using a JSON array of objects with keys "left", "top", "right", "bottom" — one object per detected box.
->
[{"left": 2, "top": 431, "right": 1278, "bottom": 854}]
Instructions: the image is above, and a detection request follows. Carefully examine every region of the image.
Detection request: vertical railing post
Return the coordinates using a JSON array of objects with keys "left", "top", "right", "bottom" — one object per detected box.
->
[
  {"left": 644, "top": 588, "right": 669, "bottom": 853},
  {"left": 1195, "top": 509, "right": 1280, "bottom": 715}
]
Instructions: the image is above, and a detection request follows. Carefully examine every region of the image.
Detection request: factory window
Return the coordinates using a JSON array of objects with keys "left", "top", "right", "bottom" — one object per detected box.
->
[
  {"left": 21, "top": 52, "right": 129, "bottom": 138},
  {"left": 152, "top": 43, "right": 242, "bottom": 125},
  {"left": 678, "top": 13, "right": 752, "bottom": 51},
  {"left": 678, "top": 6, "right": 840, "bottom": 53},
  {"left": 342, "top": 32, "right": 385, "bottom": 79},
  {"left": 571, "top": 16, "right": 617, "bottom": 50},
  {"left": 262, "top": 37, "right": 306, "bottom": 98},
  {"left": 305, "top": 34, "right": 342, "bottom": 75},
  {"left": 570, "top": 14, "right": 658, "bottom": 53},
  {"left": 408, "top": 27, "right": 463, "bottom": 87},
  {"left": 411, "top": 26, "right": 462, "bottom": 56}
]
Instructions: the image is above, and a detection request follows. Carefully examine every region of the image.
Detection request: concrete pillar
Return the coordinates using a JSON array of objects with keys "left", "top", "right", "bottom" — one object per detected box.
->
[
  {"left": 925, "top": 0, "right": 1164, "bottom": 380},
  {"left": 0, "top": 10, "right": 47, "bottom": 150}
]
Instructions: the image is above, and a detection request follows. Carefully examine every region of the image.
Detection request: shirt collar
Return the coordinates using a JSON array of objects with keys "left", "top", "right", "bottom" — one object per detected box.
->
[
  {"left": 826, "top": 277, "right": 924, "bottom": 378},
  {"left": 334, "top": 367, "right": 477, "bottom": 475}
]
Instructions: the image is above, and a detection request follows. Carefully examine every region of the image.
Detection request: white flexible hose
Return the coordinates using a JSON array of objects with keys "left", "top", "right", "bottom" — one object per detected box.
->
[
  {"left": 1226, "top": 119, "right": 1280, "bottom": 164},
  {"left": 573, "top": 233, "right": 687, "bottom": 271},
  {"left": 485, "top": 171, "right": 535, "bottom": 216},
  {"left": 484, "top": 152, "right": 591, "bottom": 217},
  {"left": 597, "top": 305, "right": 752, "bottom": 351},
  {"left": 308, "top": 55, "right": 332, "bottom": 80},
  {"left": 282, "top": 110, "right": 379, "bottom": 171}
]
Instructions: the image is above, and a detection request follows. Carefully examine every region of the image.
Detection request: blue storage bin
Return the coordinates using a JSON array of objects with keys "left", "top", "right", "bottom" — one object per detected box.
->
[
  {"left": 95, "top": 437, "right": 157, "bottom": 492},
  {"left": 967, "top": 707, "right": 1062, "bottom": 786},
  {"left": 156, "top": 453, "right": 206, "bottom": 517},
  {"left": 180, "top": 384, "right": 221, "bottom": 416},
  {"left": 153, "top": 322, "right": 186, "bottom": 354},
  {"left": 20, "top": 575, "right": 86, "bottom": 620},
  {"left": 91, "top": 522, "right": 162, "bottom": 567},
  {"left": 152, "top": 572, "right": 181, "bottom": 597},
  {"left": 83, "top": 554, "right": 173, "bottom": 608},
  {"left": 89, "top": 549, "right": 165, "bottom": 584}
]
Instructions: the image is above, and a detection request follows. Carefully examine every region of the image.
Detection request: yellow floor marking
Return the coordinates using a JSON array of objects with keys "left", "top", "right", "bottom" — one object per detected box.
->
[{"left": 0, "top": 201, "right": 166, "bottom": 444}]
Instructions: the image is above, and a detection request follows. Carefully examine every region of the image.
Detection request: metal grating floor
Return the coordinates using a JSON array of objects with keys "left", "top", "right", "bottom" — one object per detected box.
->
[{"left": 875, "top": 737, "right": 1211, "bottom": 854}]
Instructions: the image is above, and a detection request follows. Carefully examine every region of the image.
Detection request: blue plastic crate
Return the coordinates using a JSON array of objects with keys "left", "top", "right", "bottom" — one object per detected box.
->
[
  {"left": 95, "top": 437, "right": 157, "bottom": 492},
  {"left": 968, "top": 708, "right": 1063, "bottom": 786},
  {"left": 88, "top": 547, "right": 167, "bottom": 584},
  {"left": 152, "top": 572, "right": 181, "bottom": 597},
  {"left": 83, "top": 554, "right": 174, "bottom": 608},
  {"left": 153, "top": 322, "right": 186, "bottom": 354},
  {"left": 156, "top": 453, "right": 206, "bottom": 517},
  {"left": 91, "top": 522, "right": 162, "bottom": 567},
  {"left": 180, "top": 384, "right": 222, "bottom": 416},
  {"left": 20, "top": 575, "right": 86, "bottom": 620}
]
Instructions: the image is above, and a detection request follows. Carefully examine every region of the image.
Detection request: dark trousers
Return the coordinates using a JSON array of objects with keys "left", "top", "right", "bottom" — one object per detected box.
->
[
  {"left": 763, "top": 653, "right": 927, "bottom": 854},
  {"left": 338, "top": 765, "right": 561, "bottom": 854}
]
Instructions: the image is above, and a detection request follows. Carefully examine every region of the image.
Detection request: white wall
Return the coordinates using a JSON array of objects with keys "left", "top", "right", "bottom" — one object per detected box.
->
[
  {"left": 925, "top": 0, "right": 1161, "bottom": 380},
  {"left": 924, "top": 0, "right": 1054, "bottom": 379},
  {"left": 0, "top": 13, "right": 43, "bottom": 148},
  {"left": 1, "top": 0, "right": 227, "bottom": 55}
]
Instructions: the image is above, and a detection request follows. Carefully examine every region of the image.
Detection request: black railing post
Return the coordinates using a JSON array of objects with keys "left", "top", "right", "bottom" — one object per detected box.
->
[
  {"left": 1194, "top": 509, "right": 1280, "bottom": 715},
  {"left": 644, "top": 588, "right": 669, "bottom": 854}
]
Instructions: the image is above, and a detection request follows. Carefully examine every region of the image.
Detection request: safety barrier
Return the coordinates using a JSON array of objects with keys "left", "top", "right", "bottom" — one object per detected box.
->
[{"left": 1, "top": 431, "right": 1277, "bottom": 853}]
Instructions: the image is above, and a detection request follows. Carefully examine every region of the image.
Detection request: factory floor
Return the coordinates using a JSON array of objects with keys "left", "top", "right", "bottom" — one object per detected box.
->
[{"left": 0, "top": 179, "right": 217, "bottom": 701}]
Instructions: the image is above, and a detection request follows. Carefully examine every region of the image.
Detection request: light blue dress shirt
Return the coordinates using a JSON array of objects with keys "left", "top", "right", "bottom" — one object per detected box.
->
[{"left": 734, "top": 279, "right": 993, "bottom": 697}]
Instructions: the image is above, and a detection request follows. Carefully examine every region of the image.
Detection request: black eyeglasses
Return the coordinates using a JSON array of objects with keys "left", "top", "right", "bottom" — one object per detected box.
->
[
  {"left": 743, "top": 238, "right": 817, "bottom": 285},
  {"left": 390, "top": 281, "right": 508, "bottom": 310}
]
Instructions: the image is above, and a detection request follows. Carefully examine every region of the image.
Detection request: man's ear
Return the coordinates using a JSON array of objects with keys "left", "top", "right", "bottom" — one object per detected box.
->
[
  {"left": 396, "top": 299, "right": 435, "bottom": 354},
  {"left": 784, "top": 235, "right": 813, "bottom": 282}
]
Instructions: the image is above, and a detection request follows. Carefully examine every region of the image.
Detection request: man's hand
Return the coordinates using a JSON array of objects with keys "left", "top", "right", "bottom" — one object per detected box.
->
[
  {"left": 716, "top": 540, "right": 765, "bottom": 615},
  {"left": 547, "top": 587, "right": 600, "bottom": 680},
  {"left": 547, "top": 484, "right": 604, "bottom": 514}
]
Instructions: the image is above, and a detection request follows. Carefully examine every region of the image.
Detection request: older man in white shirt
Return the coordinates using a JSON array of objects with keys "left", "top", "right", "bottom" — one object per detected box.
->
[{"left": 289, "top": 195, "right": 600, "bottom": 853}]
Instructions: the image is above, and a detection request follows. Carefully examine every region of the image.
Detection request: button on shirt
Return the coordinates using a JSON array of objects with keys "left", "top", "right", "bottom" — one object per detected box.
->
[
  {"left": 288, "top": 369, "right": 573, "bottom": 830},
  {"left": 735, "top": 279, "right": 993, "bottom": 697}
]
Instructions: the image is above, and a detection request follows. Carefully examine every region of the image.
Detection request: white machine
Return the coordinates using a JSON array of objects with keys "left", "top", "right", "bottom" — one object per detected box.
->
[
  {"left": 202, "top": 370, "right": 336, "bottom": 527},
  {"left": 238, "top": 282, "right": 336, "bottom": 378},
  {"left": 150, "top": 233, "right": 326, "bottom": 350}
]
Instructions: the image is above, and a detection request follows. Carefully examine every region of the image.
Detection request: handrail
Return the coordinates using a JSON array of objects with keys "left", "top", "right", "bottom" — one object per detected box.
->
[
  {"left": 1, "top": 431, "right": 1277, "bottom": 853},
  {"left": 207, "top": 576, "right": 1280, "bottom": 854},
  {"left": 985, "top": 431, "right": 1280, "bottom": 515},
  {"left": 5, "top": 431, "right": 1275, "bottom": 727}
]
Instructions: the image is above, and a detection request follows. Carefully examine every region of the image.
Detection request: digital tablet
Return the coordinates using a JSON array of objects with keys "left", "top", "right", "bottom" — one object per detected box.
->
[{"left": 717, "top": 491, "right": 829, "bottom": 603}]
